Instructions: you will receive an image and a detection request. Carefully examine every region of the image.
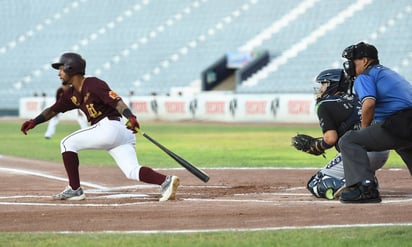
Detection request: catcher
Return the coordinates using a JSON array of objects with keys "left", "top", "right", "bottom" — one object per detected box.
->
[{"left": 292, "top": 69, "right": 389, "bottom": 199}]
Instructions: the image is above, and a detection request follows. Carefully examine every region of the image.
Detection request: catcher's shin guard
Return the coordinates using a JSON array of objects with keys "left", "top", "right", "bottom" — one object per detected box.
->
[{"left": 307, "top": 172, "right": 345, "bottom": 200}]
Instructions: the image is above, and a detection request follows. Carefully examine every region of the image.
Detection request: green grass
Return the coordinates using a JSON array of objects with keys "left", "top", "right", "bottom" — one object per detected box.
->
[
  {"left": 0, "top": 120, "right": 409, "bottom": 246},
  {"left": 0, "top": 121, "right": 405, "bottom": 168},
  {"left": 2, "top": 226, "right": 412, "bottom": 247}
]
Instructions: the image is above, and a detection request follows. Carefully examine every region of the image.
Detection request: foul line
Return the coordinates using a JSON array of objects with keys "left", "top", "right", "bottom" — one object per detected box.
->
[
  {"left": 0, "top": 167, "right": 107, "bottom": 190},
  {"left": 0, "top": 201, "right": 157, "bottom": 207},
  {"left": 51, "top": 223, "right": 412, "bottom": 234}
]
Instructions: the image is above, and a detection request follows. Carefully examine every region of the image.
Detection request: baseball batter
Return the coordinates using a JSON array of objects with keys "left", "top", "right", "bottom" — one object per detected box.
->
[{"left": 21, "top": 52, "right": 179, "bottom": 201}]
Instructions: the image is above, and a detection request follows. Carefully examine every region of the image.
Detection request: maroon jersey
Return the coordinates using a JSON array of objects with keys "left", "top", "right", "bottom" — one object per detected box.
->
[
  {"left": 55, "top": 87, "right": 64, "bottom": 101},
  {"left": 51, "top": 77, "right": 122, "bottom": 125}
]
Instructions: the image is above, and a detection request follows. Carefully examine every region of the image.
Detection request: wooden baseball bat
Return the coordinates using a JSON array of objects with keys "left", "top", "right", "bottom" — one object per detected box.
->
[
  {"left": 125, "top": 121, "right": 209, "bottom": 182},
  {"left": 141, "top": 132, "right": 209, "bottom": 183}
]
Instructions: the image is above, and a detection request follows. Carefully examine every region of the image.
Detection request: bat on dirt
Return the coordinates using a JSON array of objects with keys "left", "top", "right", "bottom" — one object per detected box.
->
[
  {"left": 126, "top": 122, "right": 209, "bottom": 182},
  {"left": 141, "top": 132, "right": 210, "bottom": 182}
]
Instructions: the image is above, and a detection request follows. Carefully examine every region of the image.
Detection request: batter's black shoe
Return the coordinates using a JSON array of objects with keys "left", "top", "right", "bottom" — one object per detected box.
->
[{"left": 340, "top": 179, "right": 381, "bottom": 203}]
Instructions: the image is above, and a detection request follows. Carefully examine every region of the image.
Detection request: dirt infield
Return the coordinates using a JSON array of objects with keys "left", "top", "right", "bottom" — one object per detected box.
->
[{"left": 0, "top": 155, "right": 411, "bottom": 232}]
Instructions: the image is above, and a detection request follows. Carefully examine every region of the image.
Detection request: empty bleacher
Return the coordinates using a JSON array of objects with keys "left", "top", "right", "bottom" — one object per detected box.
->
[{"left": 1, "top": 0, "right": 412, "bottom": 112}]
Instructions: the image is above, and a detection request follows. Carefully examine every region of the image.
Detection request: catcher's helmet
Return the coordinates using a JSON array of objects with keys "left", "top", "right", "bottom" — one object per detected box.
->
[
  {"left": 52, "top": 52, "right": 86, "bottom": 76},
  {"left": 314, "top": 69, "right": 349, "bottom": 97}
]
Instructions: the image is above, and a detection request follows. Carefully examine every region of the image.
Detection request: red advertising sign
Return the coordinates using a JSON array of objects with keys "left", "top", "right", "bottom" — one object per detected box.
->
[
  {"left": 165, "top": 101, "right": 186, "bottom": 113},
  {"left": 131, "top": 101, "right": 148, "bottom": 113},
  {"left": 205, "top": 101, "right": 225, "bottom": 114},
  {"left": 26, "top": 101, "right": 38, "bottom": 112},
  {"left": 288, "top": 100, "right": 311, "bottom": 114},
  {"left": 245, "top": 100, "right": 267, "bottom": 114}
]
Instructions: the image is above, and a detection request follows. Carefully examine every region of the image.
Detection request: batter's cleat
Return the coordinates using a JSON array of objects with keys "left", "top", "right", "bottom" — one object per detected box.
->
[
  {"left": 52, "top": 186, "right": 86, "bottom": 201},
  {"left": 340, "top": 179, "right": 381, "bottom": 203},
  {"left": 159, "top": 176, "right": 179, "bottom": 202}
]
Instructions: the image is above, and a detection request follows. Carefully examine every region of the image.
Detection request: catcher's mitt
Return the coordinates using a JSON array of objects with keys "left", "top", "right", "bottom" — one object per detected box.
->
[{"left": 291, "top": 133, "right": 326, "bottom": 156}]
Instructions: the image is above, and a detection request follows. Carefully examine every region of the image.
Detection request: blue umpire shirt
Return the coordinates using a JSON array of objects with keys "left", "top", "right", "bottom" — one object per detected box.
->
[{"left": 354, "top": 64, "right": 412, "bottom": 122}]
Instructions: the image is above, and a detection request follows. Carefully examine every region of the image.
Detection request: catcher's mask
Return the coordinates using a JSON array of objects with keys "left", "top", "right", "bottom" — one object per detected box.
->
[
  {"left": 341, "top": 42, "right": 379, "bottom": 79},
  {"left": 342, "top": 42, "right": 378, "bottom": 61},
  {"left": 52, "top": 52, "right": 86, "bottom": 76},
  {"left": 313, "top": 69, "right": 349, "bottom": 98}
]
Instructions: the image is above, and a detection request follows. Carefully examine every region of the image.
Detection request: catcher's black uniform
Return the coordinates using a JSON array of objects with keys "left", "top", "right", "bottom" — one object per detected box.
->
[
  {"left": 291, "top": 94, "right": 360, "bottom": 156},
  {"left": 316, "top": 94, "right": 360, "bottom": 141},
  {"left": 306, "top": 93, "right": 389, "bottom": 199},
  {"left": 304, "top": 94, "right": 359, "bottom": 199}
]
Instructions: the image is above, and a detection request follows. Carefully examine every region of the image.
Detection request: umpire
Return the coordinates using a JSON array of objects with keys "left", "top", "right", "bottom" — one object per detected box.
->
[{"left": 339, "top": 42, "right": 412, "bottom": 203}]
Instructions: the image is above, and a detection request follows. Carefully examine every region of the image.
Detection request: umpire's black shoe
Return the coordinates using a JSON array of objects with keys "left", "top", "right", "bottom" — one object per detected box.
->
[{"left": 340, "top": 179, "right": 381, "bottom": 203}]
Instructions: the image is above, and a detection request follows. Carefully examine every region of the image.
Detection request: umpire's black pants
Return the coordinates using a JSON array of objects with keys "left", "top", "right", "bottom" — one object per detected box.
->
[{"left": 338, "top": 122, "right": 412, "bottom": 187}]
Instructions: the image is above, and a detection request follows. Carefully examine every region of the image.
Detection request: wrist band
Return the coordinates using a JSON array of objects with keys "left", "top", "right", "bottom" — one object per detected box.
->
[
  {"left": 122, "top": 108, "right": 134, "bottom": 119},
  {"left": 34, "top": 114, "right": 46, "bottom": 124},
  {"left": 321, "top": 139, "right": 333, "bottom": 149}
]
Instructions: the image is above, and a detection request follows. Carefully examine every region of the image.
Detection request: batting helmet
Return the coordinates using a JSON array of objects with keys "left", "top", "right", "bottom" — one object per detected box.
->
[
  {"left": 52, "top": 52, "right": 86, "bottom": 76},
  {"left": 314, "top": 69, "right": 349, "bottom": 97}
]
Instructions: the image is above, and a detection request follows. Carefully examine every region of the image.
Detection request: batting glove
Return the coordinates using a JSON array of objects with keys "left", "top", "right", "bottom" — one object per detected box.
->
[
  {"left": 126, "top": 115, "right": 140, "bottom": 134},
  {"left": 21, "top": 119, "right": 37, "bottom": 135}
]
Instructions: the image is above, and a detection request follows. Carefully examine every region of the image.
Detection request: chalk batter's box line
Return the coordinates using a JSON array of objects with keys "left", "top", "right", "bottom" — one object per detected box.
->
[
  {"left": 0, "top": 192, "right": 411, "bottom": 208},
  {"left": 0, "top": 167, "right": 411, "bottom": 207}
]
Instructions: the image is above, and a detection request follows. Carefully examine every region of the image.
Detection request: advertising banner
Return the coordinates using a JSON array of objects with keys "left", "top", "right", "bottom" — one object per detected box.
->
[{"left": 20, "top": 93, "right": 318, "bottom": 123}]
